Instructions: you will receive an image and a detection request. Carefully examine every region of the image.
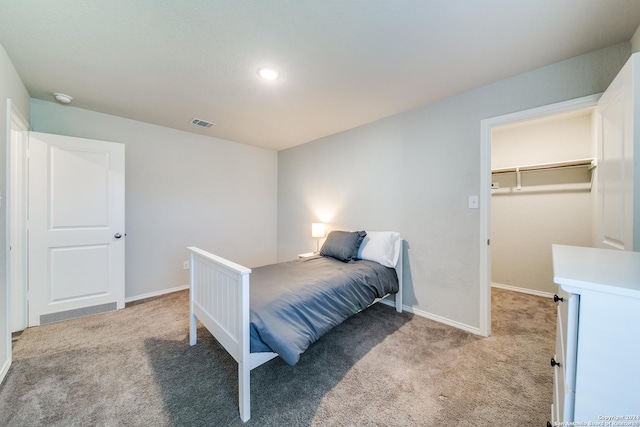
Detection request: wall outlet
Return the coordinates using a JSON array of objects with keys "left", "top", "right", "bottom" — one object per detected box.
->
[{"left": 183, "top": 260, "right": 189, "bottom": 270}]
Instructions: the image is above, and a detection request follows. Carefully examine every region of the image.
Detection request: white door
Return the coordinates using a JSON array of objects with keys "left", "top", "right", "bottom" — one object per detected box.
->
[
  {"left": 596, "top": 53, "right": 637, "bottom": 251},
  {"left": 28, "top": 132, "right": 125, "bottom": 326}
]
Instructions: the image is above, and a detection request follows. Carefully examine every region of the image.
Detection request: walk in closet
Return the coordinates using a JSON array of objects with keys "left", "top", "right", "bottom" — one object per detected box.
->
[{"left": 491, "top": 109, "right": 597, "bottom": 296}]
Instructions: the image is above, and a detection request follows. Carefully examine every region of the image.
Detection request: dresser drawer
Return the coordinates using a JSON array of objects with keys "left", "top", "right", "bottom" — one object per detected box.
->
[
  {"left": 552, "top": 369, "right": 576, "bottom": 424},
  {"left": 556, "top": 288, "right": 568, "bottom": 351},
  {"left": 552, "top": 287, "right": 579, "bottom": 423},
  {"left": 553, "top": 309, "right": 566, "bottom": 422},
  {"left": 563, "top": 293, "right": 579, "bottom": 392},
  {"left": 554, "top": 288, "right": 578, "bottom": 391}
]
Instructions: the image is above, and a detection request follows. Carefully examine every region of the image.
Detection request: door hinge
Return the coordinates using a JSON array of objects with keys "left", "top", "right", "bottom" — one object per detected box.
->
[{"left": 487, "top": 239, "right": 491, "bottom": 245}]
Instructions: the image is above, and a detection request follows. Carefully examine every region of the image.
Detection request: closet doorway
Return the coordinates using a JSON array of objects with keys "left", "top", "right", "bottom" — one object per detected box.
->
[
  {"left": 479, "top": 94, "right": 600, "bottom": 337},
  {"left": 491, "top": 108, "right": 596, "bottom": 297}
]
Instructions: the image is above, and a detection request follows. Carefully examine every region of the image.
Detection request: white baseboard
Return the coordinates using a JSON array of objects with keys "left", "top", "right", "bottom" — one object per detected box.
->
[
  {"left": 0, "top": 358, "right": 11, "bottom": 385},
  {"left": 379, "top": 298, "right": 482, "bottom": 336},
  {"left": 378, "top": 297, "right": 398, "bottom": 311},
  {"left": 491, "top": 282, "right": 554, "bottom": 299},
  {"left": 125, "top": 284, "right": 190, "bottom": 304}
]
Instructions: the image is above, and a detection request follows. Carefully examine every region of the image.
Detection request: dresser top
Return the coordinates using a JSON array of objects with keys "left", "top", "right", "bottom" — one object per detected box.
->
[{"left": 552, "top": 244, "right": 640, "bottom": 298}]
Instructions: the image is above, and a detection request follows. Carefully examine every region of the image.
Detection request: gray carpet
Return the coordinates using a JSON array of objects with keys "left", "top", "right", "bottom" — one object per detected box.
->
[{"left": 0, "top": 288, "right": 555, "bottom": 426}]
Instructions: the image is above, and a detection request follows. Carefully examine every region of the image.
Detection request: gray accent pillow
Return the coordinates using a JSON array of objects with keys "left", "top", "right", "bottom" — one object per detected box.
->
[{"left": 320, "top": 230, "right": 367, "bottom": 262}]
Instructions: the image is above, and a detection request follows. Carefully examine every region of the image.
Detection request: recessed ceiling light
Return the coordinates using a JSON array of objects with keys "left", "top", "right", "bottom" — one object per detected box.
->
[
  {"left": 257, "top": 67, "right": 280, "bottom": 81},
  {"left": 53, "top": 93, "right": 73, "bottom": 104}
]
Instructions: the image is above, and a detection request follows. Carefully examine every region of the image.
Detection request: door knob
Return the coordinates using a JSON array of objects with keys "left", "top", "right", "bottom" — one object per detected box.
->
[{"left": 114, "top": 233, "right": 122, "bottom": 239}]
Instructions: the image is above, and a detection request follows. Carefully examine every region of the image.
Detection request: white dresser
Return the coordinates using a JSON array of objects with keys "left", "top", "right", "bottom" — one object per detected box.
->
[{"left": 550, "top": 245, "right": 640, "bottom": 424}]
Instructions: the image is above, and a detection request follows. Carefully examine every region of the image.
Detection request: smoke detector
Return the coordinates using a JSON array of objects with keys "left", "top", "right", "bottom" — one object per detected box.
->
[{"left": 53, "top": 93, "right": 73, "bottom": 104}]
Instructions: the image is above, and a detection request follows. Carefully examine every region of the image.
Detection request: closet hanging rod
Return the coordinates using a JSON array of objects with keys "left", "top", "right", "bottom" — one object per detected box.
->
[{"left": 491, "top": 158, "right": 595, "bottom": 175}]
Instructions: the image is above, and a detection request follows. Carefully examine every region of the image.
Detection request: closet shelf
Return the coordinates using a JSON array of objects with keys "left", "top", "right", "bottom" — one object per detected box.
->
[
  {"left": 492, "top": 158, "right": 596, "bottom": 191},
  {"left": 491, "top": 158, "right": 596, "bottom": 175}
]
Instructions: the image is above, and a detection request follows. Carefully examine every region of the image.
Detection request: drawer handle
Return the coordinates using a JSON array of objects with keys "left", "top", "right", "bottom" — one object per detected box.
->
[
  {"left": 553, "top": 294, "right": 564, "bottom": 303},
  {"left": 550, "top": 357, "right": 561, "bottom": 368}
]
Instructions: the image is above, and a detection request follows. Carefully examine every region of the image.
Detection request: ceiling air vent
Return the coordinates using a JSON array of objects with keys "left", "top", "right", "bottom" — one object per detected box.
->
[{"left": 190, "top": 118, "right": 215, "bottom": 128}]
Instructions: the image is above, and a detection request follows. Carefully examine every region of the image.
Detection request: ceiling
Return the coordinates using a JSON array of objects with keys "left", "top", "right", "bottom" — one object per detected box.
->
[{"left": 1, "top": 1, "right": 640, "bottom": 151}]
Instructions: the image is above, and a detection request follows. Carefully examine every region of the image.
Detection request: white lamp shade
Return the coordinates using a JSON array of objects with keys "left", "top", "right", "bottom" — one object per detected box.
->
[{"left": 311, "top": 223, "right": 326, "bottom": 238}]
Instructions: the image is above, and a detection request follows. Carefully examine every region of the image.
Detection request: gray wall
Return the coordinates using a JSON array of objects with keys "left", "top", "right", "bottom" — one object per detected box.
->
[
  {"left": 30, "top": 99, "right": 278, "bottom": 299},
  {"left": 277, "top": 43, "right": 630, "bottom": 331},
  {"left": 0, "top": 43, "right": 30, "bottom": 378}
]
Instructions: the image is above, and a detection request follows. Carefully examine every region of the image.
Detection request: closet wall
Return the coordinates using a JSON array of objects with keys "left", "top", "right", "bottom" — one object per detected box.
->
[{"left": 491, "top": 109, "right": 595, "bottom": 295}]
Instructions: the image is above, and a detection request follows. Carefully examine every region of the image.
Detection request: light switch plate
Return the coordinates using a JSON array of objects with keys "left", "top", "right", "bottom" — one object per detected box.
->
[{"left": 468, "top": 195, "right": 479, "bottom": 209}]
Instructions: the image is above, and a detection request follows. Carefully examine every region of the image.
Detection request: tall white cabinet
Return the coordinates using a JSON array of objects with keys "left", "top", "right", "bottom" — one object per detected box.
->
[{"left": 551, "top": 244, "right": 640, "bottom": 423}]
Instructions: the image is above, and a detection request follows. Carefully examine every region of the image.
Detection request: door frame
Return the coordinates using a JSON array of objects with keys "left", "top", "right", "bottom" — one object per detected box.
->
[
  {"left": 479, "top": 94, "right": 601, "bottom": 337},
  {"left": 9, "top": 103, "right": 28, "bottom": 333},
  {"left": 2, "top": 98, "right": 28, "bottom": 385}
]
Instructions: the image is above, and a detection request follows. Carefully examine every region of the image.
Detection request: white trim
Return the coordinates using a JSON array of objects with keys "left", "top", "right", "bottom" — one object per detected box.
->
[
  {"left": 3, "top": 99, "right": 29, "bottom": 386},
  {"left": 9, "top": 111, "right": 28, "bottom": 333},
  {"left": 124, "top": 284, "right": 190, "bottom": 303},
  {"left": 3, "top": 99, "right": 11, "bottom": 386},
  {"left": 378, "top": 296, "right": 399, "bottom": 309},
  {"left": 491, "top": 282, "right": 555, "bottom": 299},
  {"left": 480, "top": 112, "right": 492, "bottom": 338},
  {"left": 0, "top": 358, "right": 10, "bottom": 385},
  {"left": 380, "top": 299, "right": 482, "bottom": 336},
  {"left": 479, "top": 94, "right": 601, "bottom": 338}
]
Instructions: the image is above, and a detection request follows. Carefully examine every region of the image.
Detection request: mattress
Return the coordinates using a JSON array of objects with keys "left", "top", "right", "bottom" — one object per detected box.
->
[{"left": 248, "top": 255, "right": 399, "bottom": 365}]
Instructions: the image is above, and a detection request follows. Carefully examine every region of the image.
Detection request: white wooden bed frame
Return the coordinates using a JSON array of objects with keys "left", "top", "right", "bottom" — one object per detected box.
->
[{"left": 188, "top": 245, "right": 403, "bottom": 422}]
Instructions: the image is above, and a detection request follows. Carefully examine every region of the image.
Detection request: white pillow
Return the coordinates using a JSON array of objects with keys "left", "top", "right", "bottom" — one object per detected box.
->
[{"left": 357, "top": 231, "right": 401, "bottom": 268}]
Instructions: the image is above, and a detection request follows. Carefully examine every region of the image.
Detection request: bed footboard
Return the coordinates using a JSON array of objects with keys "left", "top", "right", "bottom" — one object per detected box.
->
[{"left": 188, "top": 247, "right": 254, "bottom": 422}]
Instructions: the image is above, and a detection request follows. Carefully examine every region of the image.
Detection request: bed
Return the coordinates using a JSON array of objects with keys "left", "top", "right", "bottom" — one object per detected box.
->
[{"left": 188, "top": 230, "right": 403, "bottom": 422}]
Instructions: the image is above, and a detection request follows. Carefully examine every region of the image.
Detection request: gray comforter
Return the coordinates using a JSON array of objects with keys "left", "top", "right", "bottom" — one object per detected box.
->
[{"left": 249, "top": 255, "right": 399, "bottom": 365}]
